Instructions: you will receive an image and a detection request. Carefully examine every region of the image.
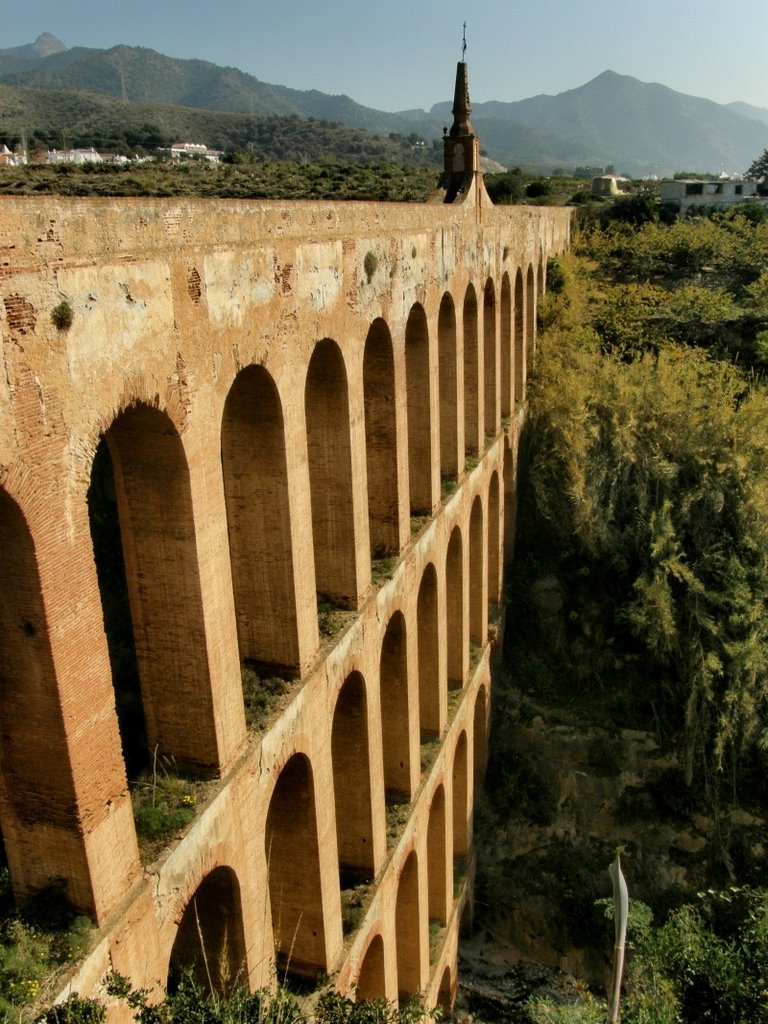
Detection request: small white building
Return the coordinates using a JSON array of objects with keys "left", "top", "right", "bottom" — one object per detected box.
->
[
  {"left": 0, "top": 144, "right": 27, "bottom": 167},
  {"left": 46, "top": 148, "right": 103, "bottom": 165},
  {"left": 167, "top": 142, "right": 222, "bottom": 164},
  {"left": 660, "top": 178, "right": 758, "bottom": 215}
]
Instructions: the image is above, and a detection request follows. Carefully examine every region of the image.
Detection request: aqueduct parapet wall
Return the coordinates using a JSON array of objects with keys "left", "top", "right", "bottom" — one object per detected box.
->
[{"left": 0, "top": 195, "right": 570, "bottom": 1014}]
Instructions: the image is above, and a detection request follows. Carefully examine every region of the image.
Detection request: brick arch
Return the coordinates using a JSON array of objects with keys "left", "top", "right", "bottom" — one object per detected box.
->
[
  {"left": 463, "top": 284, "right": 480, "bottom": 456},
  {"left": 0, "top": 487, "right": 96, "bottom": 913},
  {"left": 305, "top": 338, "right": 357, "bottom": 609},
  {"left": 88, "top": 403, "right": 219, "bottom": 775},
  {"left": 395, "top": 849, "right": 424, "bottom": 1003},
  {"left": 445, "top": 526, "right": 465, "bottom": 687},
  {"left": 364, "top": 318, "right": 401, "bottom": 558},
  {"left": 514, "top": 268, "right": 525, "bottom": 402},
  {"left": 483, "top": 277, "right": 497, "bottom": 439},
  {"left": 265, "top": 751, "right": 327, "bottom": 979},
  {"left": 222, "top": 364, "right": 299, "bottom": 675},
  {"left": 526, "top": 264, "right": 536, "bottom": 375},
  {"left": 355, "top": 932, "right": 386, "bottom": 1001},
  {"left": 427, "top": 784, "right": 449, "bottom": 925},
  {"left": 167, "top": 865, "right": 247, "bottom": 996},
  {"left": 417, "top": 563, "right": 441, "bottom": 740},
  {"left": 332, "top": 671, "right": 375, "bottom": 886},
  {"left": 438, "top": 292, "right": 459, "bottom": 481},
  {"left": 380, "top": 610, "right": 412, "bottom": 799},
  {"left": 405, "top": 303, "right": 434, "bottom": 515},
  {"left": 469, "top": 496, "right": 484, "bottom": 646},
  {"left": 500, "top": 272, "right": 512, "bottom": 418}
]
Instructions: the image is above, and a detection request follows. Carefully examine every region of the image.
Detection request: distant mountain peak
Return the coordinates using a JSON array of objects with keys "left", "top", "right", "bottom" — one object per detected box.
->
[
  {"left": 0, "top": 33, "right": 67, "bottom": 61},
  {"left": 33, "top": 33, "right": 67, "bottom": 57}
]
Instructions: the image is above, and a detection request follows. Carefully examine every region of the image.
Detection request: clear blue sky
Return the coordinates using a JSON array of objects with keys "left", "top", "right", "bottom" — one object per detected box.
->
[{"left": 4, "top": 0, "right": 767, "bottom": 112}]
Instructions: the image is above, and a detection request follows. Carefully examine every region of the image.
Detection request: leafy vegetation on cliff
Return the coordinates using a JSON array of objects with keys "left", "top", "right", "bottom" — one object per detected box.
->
[
  {"left": 477, "top": 204, "right": 768, "bottom": 1023},
  {"left": 524, "top": 206, "right": 768, "bottom": 792}
]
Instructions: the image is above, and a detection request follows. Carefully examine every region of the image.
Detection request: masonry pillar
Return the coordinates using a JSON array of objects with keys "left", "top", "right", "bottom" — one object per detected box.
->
[{"left": 0, "top": 480, "right": 139, "bottom": 922}]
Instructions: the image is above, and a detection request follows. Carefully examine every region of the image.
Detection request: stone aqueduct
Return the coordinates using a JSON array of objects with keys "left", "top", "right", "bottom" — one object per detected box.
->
[{"left": 0, "top": 189, "right": 570, "bottom": 1013}]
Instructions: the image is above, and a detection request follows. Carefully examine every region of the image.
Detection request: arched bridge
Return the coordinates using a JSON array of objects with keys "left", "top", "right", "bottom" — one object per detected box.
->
[{"left": 0, "top": 193, "right": 570, "bottom": 1012}]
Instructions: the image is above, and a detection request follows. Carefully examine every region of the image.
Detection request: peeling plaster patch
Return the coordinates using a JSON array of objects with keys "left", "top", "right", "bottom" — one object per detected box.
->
[
  {"left": 203, "top": 250, "right": 274, "bottom": 326},
  {"left": 296, "top": 241, "right": 342, "bottom": 311},
  {"left": 212, "top": 352, "right": 222, "bottom": 380},
  {"left": 58, "top": 262, "right": 173, "bottom": 378}
]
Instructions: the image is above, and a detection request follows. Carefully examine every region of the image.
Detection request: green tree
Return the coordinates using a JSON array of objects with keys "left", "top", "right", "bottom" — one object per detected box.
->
[{"left": 745, "top": 147, "right": 768, "bottom": 184}]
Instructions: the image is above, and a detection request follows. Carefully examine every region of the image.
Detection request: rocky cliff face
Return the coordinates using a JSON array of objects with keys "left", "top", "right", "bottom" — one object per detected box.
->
[{"left": 459, "top": 687, "right": 768, "bottom": 1016}]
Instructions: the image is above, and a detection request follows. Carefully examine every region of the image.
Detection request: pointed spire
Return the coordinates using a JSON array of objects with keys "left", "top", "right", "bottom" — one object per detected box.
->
[
  {"left": 449, "top": 23, "right": 473, "bottom": 138},
  {"left": 449, "top": 60, "right": 474, "bottom": 138}
]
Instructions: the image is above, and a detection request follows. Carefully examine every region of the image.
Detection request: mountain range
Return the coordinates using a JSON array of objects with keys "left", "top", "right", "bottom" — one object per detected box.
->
[{"left": 1, "top": 34, "right": 766, "bottom": 177}]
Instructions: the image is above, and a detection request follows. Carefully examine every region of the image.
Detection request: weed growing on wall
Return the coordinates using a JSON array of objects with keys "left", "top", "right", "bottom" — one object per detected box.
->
[
  {"left": 241, "top": 666, "right": 292, "bottom": 731},
  {"left": 363, "top": 251, "right": 378, "bottom": 283},
  {"left": 129, "top": 753, "right": 212, "bottom": 859},
  {"left": 50, "top": 300, "right": 73, "bottom": 331}
]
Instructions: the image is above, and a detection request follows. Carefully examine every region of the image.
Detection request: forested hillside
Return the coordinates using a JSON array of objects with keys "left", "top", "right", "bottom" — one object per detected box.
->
[{"left": 0, "top": 83, "right": 439, "bottom": 166}]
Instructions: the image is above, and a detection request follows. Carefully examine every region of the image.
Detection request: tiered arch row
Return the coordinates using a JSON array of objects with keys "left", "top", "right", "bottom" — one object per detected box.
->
[{"left": 0, "top": 196, "right": 570, "bottom": 1011}]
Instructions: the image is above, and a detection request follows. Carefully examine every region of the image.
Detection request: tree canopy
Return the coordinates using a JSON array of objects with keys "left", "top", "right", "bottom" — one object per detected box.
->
[
  {"left": 520, "top": 208, "right": 768, "bottom": 796},
  {"left": 745, "top": 147, "right": 768, "bottom": 183}
]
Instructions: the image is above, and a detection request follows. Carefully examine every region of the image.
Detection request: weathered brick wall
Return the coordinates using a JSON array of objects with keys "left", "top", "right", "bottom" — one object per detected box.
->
[{"left": 0, "top": 193, "right": 570, "bottom": 1015}]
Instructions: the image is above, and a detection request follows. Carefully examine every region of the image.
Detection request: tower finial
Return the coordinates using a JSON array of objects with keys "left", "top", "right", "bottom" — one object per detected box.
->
[{"left": 461, "top": 22, "right": 467, "bottom": 62}]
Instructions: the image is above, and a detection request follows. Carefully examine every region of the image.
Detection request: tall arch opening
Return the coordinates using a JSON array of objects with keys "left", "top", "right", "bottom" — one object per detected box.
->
[
  {"left": 438, "top": 293, "right": 459, "bottom": 481},
  {"left": 488, "top": 473, "right": 501, "bottom": 608},
  {"left": 473, "top": 687, "right": 489, "bottom": 787},
  {"left": 469, "top": 497, "right": 484, "bottom": 647},
  {"left": 503, "top": 436, "right": 517, "bottom": 563},
  {"left": 222, "top": 365, "right": 299, "bottom": 675},
  {"left": 405, "top": 304, "right": 433, "bottom": 515},
  {"left": 427, "top": 785, "right": 448, "bottom": 925},
  {"left": 500, "top": 273, "right": 512, "bottom": 418},
  {"left": 452, "top": 732, "right": 469, "bottom": 860},
  {"left": 355, "top": 934, "right": 386, "bottom": 1002},
  {"left": 305, "top": 339, "right": 357, "bottom": 608},
  {"left": 417, "top": 564, "right": 440, "bottom": 740},
  {"left": 438, "top": 967, "right": 454, "bottom": 1017},
  {"left": 380, "top": 612, "right": 411, "bottom": 799},
  {"left": 167, "top": 866, "right": 247, "bottom": 996},
  {"left": 514, "top": 269, "right": 524, "bottom": 403},
  {"left": 395, "top": 851, "right": 422, "bottom": 1003},
  {"left": 445, "top": 527, "right": 465, "bottom": 689},
  {"left": 363, "top": 319, "right": 400, "bottom": 557},
  {"left": 88, "top": 404, "right": 218, "bottom": 775},
  {"left": 88, "top": 439, "right": 145, "bottom": 777},
  {"left": 332, "top": 672, "right": 374, "bottom": 886},
  {"left": 265, "top": 753, "right": 326, "bottom": 979},
  {"left": 0, "top": 488, "right": 89, "bottom": 908},
  {"left": 483, "top": 278, "right": 497, "bottom": 440},
  {"left": 526, "top": 265, "right": 536, "bottom": 375},
  {"left": 463, "top": 285, "right": 479, "bottom": 457}
]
